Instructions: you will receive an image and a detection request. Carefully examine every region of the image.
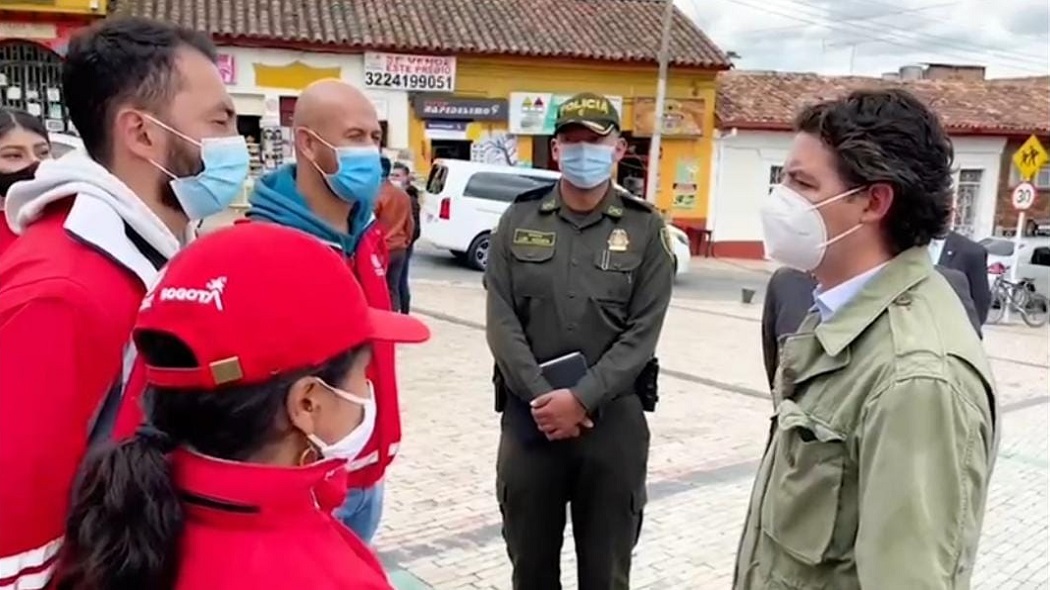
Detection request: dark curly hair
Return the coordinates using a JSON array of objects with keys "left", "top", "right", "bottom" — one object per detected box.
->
[{"left": 794, "top": 88, "right": 955, "bottom": 254}]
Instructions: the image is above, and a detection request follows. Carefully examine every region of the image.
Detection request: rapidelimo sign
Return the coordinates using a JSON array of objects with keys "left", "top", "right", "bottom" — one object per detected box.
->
[{"left": 412, "top": 95, "right": 507, "bottom": 121}]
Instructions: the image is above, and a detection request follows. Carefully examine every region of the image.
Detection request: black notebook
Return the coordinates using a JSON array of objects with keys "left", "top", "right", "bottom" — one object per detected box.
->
[
  {"left": 505, "top": 352, "right": 589, "bottom": 445},
  {"left": 540, "top": 352, "right": 588, "bottom": 390}
]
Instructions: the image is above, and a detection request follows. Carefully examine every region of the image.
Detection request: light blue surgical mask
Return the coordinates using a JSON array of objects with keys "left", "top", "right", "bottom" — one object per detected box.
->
[
  {"left": 304, "top": 130, "right": 383, "bottom": 211},
  {"left": 146, "top": 115, "right": 250, "bottom": 220},
  {"left": 558, "top": 142, "right": 615, "bottom": 189}
]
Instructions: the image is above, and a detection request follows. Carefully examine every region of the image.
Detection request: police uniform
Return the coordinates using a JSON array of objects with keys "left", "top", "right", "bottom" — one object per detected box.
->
[{"left": 484, "top": 94, "right": 674, "bottom": 590}]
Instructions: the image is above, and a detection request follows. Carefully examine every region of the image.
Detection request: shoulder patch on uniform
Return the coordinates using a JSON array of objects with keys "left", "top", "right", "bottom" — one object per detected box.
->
[
  {"left": 513, "top": 185, "right": 552, "bottom": 204},
  {"left": 659, "top": 225, "right": 675, "bottom": 261}
]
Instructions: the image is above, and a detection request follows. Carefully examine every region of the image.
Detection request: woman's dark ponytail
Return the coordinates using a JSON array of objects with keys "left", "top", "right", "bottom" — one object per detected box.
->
[{"left": 54, "top": 426, "right": 183, "bottom": 590}]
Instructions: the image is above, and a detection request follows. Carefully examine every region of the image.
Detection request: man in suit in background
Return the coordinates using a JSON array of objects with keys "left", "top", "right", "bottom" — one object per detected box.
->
[
  {"left": 931, "top": 229, "right": 991, "bottom": 325},
  {"left": 761, "top": 265, "right": 982, "bottom": 388}
]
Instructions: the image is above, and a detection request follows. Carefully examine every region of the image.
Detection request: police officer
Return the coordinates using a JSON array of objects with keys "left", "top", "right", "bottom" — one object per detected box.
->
[{"left": 485, "top": 93, "right": 674, "bottom": 590}]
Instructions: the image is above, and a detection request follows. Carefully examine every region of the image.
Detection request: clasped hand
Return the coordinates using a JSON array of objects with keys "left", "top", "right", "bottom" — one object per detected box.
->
[{"left": 530, "top": 388, "right": 593, "bottom": 441}]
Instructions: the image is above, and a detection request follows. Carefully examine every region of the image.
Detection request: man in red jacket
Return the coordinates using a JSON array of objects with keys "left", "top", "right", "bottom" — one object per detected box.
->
[
  {"left": 0, "top": 17, "right": 246, "bottom": 589},
  {"left": 246, "top": 79, "right": 399, "bottom": 544}
]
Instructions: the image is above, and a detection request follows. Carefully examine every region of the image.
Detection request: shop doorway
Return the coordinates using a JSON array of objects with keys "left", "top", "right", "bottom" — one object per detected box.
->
[
  {"left": 432, "top": 139, "right": 471, "bottom": 162},
  {"left": 530, "top": 136, "right": 555, "bottom": 170},
  {"left": 619, "top": 134, "right": 650, "bottom": 198},
  {"left": 237, "top": 115, "right": 262, "bottom": 178},
  {"left": 0, "top": 41, "right": 67, "bottom": 133}
]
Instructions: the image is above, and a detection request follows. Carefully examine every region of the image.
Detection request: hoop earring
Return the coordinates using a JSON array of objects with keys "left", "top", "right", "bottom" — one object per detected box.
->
[{"left": 298, "top": 444, "right": 319, "bottom": 466}]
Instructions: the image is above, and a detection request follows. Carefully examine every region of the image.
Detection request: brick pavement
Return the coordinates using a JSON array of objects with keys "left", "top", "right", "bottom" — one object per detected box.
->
[{"left": 378, "top": 280, "right": 1050, "bottom": 589}]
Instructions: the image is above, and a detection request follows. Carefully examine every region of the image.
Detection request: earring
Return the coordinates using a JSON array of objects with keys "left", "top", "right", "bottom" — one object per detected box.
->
[{"left": 298, "top": 444, "right": 319, "bottom": 466}]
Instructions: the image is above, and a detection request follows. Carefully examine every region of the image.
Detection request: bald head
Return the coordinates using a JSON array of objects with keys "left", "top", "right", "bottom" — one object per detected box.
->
[
  {"left": 293, "top": 79, "right": 376, "bottom": 129},
  {"left": 293, "top": 79, "right": 383, "bottom": 181}
]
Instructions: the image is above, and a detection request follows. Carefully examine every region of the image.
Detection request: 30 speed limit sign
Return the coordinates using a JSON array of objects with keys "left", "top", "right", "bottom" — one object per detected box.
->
[{"left": 1011, "top": 181, "right": 1036, "bottom": 211}]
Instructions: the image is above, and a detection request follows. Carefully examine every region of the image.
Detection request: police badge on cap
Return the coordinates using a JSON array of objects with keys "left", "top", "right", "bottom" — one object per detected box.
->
[{"left": 554, "top": 93, "right": 621, "bottom": 136}]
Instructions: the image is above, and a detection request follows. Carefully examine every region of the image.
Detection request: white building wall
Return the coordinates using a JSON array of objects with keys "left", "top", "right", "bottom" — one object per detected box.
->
[
  {"left": 708, "top": 130, "right": 1006, "bottom": 254},
  {"left": 218, "top": 47, "right": 409, "bottom": 149}
]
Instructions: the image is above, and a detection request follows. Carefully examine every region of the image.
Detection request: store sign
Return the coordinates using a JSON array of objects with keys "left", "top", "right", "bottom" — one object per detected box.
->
[
  {"left": 0, "top": 21, "right": 78, "bottom": 54},
  {"left": 364, "top": 52, "right": 456, "bottom": 92},
  {"left": 216, "top": 53, "right": 235, "bottom": 85},
  {"left": 413, "top": 95, "right": 506, "bottom": 121},
  {"left": 425, "top": 121, "right": 469, "bottom": 141},
  {"left": 633, "top": 98, "right": 705, "bottom": 137},
  {"left": 0, "top": 0, "right": 104, "bottom": 16},
  {"left": 509, "top": 92, "right": 624, "bottom": 135}
]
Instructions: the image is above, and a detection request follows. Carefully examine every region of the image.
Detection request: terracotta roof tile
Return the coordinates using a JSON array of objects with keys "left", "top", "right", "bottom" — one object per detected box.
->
[
  {"left": 717, "top": 71, "right": 1050, "bottom": 136},
  {"left": 113, "top": 0, "right": 730, "bottom": 68}
]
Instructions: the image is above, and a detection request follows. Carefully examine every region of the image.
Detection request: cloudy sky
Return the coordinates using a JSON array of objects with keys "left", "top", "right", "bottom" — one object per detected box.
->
[{"left": 677, "top": 0, "right": 1049, "bottom": 78}]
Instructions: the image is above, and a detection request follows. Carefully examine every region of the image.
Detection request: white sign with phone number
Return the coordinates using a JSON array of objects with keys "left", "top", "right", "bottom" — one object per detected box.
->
[{"left": 363, "top": 52, "right": 456, "bottom": 92}]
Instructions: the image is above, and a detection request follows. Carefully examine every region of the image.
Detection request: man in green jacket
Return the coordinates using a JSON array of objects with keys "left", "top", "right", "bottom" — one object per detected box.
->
[{"left": 735, "top": 88, "right": 998, "bottom": 589}]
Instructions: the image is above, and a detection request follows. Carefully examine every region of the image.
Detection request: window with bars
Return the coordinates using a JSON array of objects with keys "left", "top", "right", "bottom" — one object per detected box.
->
[
  {"left": 0, "top": 41, "right": 67, "bottom": 133},
  {"left": 953, "top": 169, "right": 983, "bottom": 236},
  {"left": 768, "top": 165, "right": 784, "bottom": 193}
]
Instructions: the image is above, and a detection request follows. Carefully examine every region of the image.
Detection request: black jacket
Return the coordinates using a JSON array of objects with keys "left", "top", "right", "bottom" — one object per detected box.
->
[
  {"left": 937, "top": 231, "right": 991, "bottom": 325},
  {"left": 406, "top": 185, "right": 421, "bottom": 244}
]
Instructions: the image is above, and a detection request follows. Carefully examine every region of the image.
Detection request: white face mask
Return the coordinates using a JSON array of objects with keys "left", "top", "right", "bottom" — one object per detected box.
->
[
  {"left": 760, "top": 184, "right": 867, "bottom": 271},
  {"left": 307, "top": 379, "right": 376, "bottom": 466}
]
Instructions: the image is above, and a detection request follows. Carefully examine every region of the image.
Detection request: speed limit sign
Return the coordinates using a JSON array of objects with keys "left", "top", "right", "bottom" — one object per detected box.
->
[{"left": 1012, "top": 182, "right": 1036, "bottom": 211}]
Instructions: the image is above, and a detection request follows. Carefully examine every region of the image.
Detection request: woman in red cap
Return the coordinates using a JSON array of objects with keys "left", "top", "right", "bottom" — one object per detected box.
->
[{"left": 51, "top": 223, "right": 429, "bottom": 590}]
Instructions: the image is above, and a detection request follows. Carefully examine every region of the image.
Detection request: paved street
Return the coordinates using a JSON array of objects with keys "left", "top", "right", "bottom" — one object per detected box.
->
[{"left": 379, "top": 276, "right": 1050, "bottom": 589}]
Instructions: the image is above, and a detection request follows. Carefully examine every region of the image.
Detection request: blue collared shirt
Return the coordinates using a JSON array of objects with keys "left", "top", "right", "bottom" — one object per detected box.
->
[{"left": 813, "top": 263, "right": 889, "bottom": 322}]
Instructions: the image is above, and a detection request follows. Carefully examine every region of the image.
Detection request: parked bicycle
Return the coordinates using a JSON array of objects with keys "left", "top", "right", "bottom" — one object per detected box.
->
[{"left": 986, "top": 275, "right": 1050, "bottom": 327}]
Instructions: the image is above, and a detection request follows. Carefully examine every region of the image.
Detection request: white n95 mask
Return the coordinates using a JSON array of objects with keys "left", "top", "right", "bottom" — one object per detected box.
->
[{"left": 760, "top": 184, "right": 865, "bottom": 271}]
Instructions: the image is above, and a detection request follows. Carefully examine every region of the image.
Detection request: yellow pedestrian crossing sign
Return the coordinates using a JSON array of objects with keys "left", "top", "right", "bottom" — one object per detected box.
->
[{"left": 1012, "top": 135, "right": 1048, "bottom": 181}]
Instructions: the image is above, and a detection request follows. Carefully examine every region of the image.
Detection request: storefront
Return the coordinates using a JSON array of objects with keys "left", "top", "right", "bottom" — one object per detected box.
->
[
  {"left": 407, "top": 55, "right": 718, "bottom": 226},
  {"left": 0, "top": 16, "right": 98, "bottom": 135},
  {"left": 411, "top": 94, "right": 508, "bottom": 163},
  {"left": 218, "top": 47, "right": 412, "bottom": 174}
]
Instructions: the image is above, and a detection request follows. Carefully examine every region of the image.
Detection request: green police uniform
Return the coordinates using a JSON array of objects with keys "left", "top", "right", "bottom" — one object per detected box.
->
[
  {"left": 734, "top": 247, "right": 999, "bottom": 589},
  {"left": 485, "top": 94, "right": 674, "bottom": 590}
]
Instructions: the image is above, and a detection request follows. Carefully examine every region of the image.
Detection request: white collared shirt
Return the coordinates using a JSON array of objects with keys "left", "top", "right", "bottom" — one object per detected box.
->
[
  {"left": 928, "top": 238, "right": 946, "bottom": 265},
  {"left": 813, "top": 263, "right": 889, "bottom": 322}
]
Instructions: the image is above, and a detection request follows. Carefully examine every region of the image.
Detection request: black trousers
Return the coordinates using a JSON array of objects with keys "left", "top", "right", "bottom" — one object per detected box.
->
[
  {"left": 496, "top": 395, "right": 649, "bottom": 590},
  {"left": 385, "top": 248, "right": 408, "bottom": 313}
]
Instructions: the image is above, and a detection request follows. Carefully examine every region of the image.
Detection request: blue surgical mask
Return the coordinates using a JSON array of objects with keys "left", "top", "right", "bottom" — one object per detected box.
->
[
  {"left": 558, "top": 142, "right": 615, "bottom": 189},
  {"left": 304, "top": 131, "right": 383, "bottom": 210},
  {"left": 146, "top": 115, "right": 250, "bottom": 220}
]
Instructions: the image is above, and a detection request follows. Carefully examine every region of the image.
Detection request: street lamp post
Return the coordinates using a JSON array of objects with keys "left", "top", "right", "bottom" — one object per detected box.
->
[{"left": 645, "top": 0, "right": 675, "bottom": 207}]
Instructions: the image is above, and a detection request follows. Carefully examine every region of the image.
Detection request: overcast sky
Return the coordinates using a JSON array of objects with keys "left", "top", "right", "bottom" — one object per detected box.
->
[{"left": 677, "top": 0, "right": 1049, "bottom": 78}]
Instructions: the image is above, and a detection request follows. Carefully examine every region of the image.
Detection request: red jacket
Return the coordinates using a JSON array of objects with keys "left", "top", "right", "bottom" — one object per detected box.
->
[
  {"left": 155, "top": 218, "right": 400, "bottom": 492},
  {"left": 341, "top": 222, "right": 402, "bottom": 488},
  {"left": 0, "top": 216, "right": 16, "bottom": 257},
  {"left": 0, "top": 203, "right": 165, "bottom": 588},
  {"left": 162, "top": 450, "right": 391, "bottom": 589}
]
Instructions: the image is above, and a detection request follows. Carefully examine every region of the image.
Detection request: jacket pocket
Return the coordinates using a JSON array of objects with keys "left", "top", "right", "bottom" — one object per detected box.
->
[
  {"left": 591, "top": 251, "right": 642, "bottom": 304},
  {"left": 761, "top": 399, "right": 847, "bottom": 566},
  {"left": 509, "top": 243, "right": 556, "bottom": 298}
]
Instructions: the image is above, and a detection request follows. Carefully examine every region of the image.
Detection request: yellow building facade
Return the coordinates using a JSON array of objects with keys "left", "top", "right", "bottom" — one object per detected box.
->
[{"left": 408, "top": 56, "right": 718, "bottom": 226}]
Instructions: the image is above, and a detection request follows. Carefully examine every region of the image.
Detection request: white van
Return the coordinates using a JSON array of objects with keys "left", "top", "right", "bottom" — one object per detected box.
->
[
  {"left": 421, "top": 160, "right": 560, "bottom": 269},
  {"left": 420, "top": 159, "right": 692, "bottom": 275}
]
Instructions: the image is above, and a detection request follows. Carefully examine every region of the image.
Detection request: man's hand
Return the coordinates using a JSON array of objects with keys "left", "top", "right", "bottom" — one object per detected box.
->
[{"left": 531, "top": 389, "right": 593, "bottom": 440}]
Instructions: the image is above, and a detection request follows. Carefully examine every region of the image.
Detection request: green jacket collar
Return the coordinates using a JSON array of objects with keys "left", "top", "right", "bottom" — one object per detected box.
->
[{"left": 815, "top": 247, "right": 935, "bottom": 357}]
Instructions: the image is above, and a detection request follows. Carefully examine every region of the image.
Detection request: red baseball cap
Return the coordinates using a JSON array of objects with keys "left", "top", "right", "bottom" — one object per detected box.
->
[{"left": 134, "top": 223, "right": 430, "bottom": 389}]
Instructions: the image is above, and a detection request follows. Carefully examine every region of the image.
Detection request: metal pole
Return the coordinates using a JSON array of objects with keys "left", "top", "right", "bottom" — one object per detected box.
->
[{"left": 645, "top": 0, "right": 675, "bottom": 206}]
